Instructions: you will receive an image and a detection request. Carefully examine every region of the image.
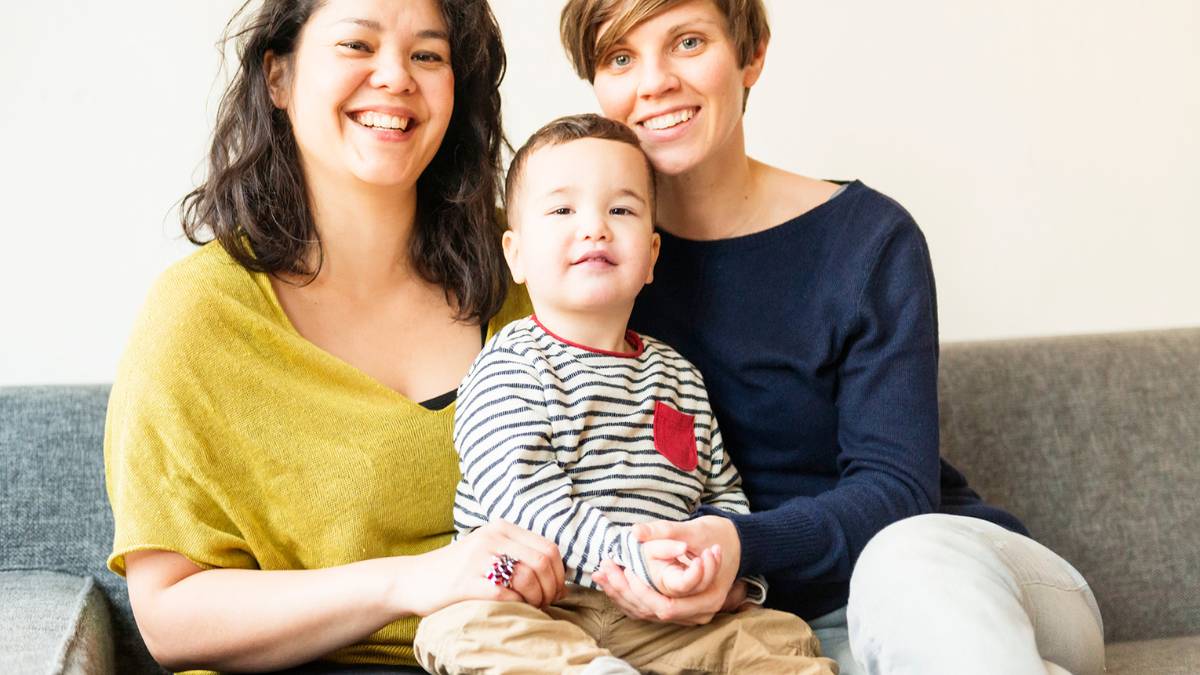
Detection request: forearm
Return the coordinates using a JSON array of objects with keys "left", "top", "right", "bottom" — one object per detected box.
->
[
  {"left": 138, "top": 556, "right": 417, "bottom": 672},
  {"left": 721, "top": 473, "right": 936, "bottom": 582}
]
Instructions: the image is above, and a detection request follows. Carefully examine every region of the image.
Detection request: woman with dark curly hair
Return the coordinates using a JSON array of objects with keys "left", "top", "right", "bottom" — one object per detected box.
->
[{"left": 103, "top": 1, "right": 563, "bottom": 672}]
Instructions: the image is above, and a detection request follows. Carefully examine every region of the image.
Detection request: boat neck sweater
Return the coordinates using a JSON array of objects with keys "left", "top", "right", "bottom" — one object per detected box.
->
[{"left": 629, "top": 180, "right": 1027, "bottom": 620}]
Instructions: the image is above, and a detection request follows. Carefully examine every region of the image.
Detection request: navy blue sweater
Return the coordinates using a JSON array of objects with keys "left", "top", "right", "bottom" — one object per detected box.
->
[{"left": 630, "top": 181, "right": 1027, "bottom": 620}]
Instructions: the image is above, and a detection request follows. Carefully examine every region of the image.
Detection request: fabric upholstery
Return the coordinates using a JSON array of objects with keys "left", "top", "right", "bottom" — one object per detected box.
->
[
  {"left": 1105, "top": 635, "right": 1200, "bottom": 674},
  {"left": 0, "top": 385, "right": 162, "bottom": 674},
  {"left": 0, "top": 571, "right": 115, "bottom": 675},
  {"left": 3, "top": 327, "right": 1199, "bottom": 672},
  {"left": 939, "top": 327, "right": 1200, "bottom": 642}
]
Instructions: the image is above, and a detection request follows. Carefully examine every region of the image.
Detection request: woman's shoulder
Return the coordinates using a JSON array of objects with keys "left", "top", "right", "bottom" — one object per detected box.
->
[
  {"left": 151, "top": 241, "right": 259, "bottom": 305},
  {"left": 826, "top": 180, "right": 919, "bottom": 239},
  {"left": 760, "top": 165, "right": 918, "bottom": 242},
  {"left": 125, "top": 242, "right": 276, "bottom": 368}
]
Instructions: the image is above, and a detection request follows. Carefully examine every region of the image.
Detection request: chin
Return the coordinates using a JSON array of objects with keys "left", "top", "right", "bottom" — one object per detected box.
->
[
  {"left": 351, "top": 168, "right": 419, "bottom": 188},
  {"left": 645, "top": 149, "right": 703, "bottom": 177}
]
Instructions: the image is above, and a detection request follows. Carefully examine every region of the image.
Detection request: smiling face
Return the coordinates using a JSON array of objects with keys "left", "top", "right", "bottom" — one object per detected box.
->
[
  {"left": 590, "top": 0, "right": 764, "bottom": 177},
  {"left": 503, "top": 137, "right": 660, "bottom": 320},
  {"left": 266, "top": 0, "right": 454, "bottom": 190}
]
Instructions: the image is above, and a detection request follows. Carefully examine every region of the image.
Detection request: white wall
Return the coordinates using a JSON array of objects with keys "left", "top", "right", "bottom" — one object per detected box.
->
[{"left": 3, "top": 1, "right": 1197, "bottom": 385}]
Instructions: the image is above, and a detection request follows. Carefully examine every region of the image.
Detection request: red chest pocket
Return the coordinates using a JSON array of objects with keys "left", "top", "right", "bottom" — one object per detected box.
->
[{"left": 653, "top": 401, "right": 699, "bottom": 472}]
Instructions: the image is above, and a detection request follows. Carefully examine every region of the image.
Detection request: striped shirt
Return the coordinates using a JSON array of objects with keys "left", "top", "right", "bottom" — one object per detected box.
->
[{"left": 452, "top": 316, "right": 751, "bottom": 590}]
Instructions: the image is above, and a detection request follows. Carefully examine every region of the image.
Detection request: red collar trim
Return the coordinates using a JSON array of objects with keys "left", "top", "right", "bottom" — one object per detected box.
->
[{"left": 531, "top": 315, "right": 645, "bottom": 358}]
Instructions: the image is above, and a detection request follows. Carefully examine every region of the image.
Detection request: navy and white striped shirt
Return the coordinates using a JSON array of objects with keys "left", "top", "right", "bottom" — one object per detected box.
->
[{"left": 452, "top": 317, "right": 750, "bottom": 590}]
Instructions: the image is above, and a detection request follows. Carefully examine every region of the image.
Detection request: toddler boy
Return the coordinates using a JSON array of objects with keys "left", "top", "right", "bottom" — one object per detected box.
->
[{"left": 413, "top": 114, "right": 834, "bottom": 675}]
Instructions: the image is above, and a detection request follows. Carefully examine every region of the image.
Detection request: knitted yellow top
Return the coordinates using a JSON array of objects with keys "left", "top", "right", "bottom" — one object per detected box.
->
[{"left": 104, "top": 242, "right": 530, "bottom": 671}]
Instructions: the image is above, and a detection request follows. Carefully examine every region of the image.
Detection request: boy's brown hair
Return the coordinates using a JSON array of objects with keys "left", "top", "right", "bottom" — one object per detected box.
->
[
  {"left": 559, "top": 0, "right": 770, "bottom": 82},
  {"left": 503, "top": 114, "right": 655, "bottom": 222}
]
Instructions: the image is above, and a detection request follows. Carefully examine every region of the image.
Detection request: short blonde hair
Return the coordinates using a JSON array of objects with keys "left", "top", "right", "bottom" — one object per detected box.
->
[{"left": 560, "top": 0, "right": 770, "bottom": 82}]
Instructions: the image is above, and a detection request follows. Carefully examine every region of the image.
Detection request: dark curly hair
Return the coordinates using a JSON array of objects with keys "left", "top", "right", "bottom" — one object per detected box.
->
[{"left": 181, "top": 0, "right": 509, "bottom": 323}]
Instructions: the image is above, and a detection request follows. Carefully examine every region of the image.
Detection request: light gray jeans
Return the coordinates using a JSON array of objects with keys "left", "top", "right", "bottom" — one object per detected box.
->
[{"left": 811, "top": 514, "right": 1105, "bottom": 675}]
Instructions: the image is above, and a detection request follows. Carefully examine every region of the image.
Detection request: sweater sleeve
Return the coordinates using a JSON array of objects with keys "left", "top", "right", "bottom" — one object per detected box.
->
[
  {"left": 453, "top": 346, "right": 656, "bottom": 589},
  {"left": 726, "top": 219, "right": 942, "bottom": 583}
]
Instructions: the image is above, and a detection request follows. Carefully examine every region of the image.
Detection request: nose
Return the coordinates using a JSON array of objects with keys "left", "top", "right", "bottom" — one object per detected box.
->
[
  {"left": 369, "top": 53, "right": 417, "bottom": 94},
  {"left": 577, "top": 212, "right": 612, "bottom": 242},
  {"left": 636, "top": 54, "right": 679, "bottom": 100}
]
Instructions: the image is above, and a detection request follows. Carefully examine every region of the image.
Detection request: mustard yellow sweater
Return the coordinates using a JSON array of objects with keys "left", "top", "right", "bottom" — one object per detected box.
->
[{"left": 104, "top": 242, "right": 530, "bottom": 671}]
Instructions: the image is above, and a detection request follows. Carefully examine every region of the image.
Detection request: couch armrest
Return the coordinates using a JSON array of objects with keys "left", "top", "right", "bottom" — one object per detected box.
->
[{"left": 0, "top": 570, "right": 115, "bottom": 674}]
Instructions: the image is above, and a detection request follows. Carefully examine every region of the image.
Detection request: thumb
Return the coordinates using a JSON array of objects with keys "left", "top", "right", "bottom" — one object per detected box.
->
[
  {"left": 640, "top": 538, "right": 688, "bottom": 560},
  {"left": 632, "top": 520, "right": 685, "bottom": 543}
]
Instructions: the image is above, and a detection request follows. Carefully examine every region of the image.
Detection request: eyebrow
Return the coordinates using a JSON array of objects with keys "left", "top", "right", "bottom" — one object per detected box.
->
[
  {"left": 537, "top": 187, "right": 648, "bottom": 204},
  {"left": 335, "top": 18, "right": 449, "bottom": 41},
  {"left": 664, "top": 19, "right": 720, "bottom": 36},
  {"left": 615, "top": 188, "right": 648, "bottom": 205},
  {"left": 609, "top": 18, "right": 719, "bottom": 47}
]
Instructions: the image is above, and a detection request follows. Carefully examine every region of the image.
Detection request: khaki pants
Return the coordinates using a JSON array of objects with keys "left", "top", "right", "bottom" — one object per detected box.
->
[{"left": 414, "top": 587, "right": 837, "bottom": 674}]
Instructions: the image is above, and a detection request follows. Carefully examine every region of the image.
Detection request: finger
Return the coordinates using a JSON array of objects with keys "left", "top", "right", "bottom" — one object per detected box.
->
[
  {"left": 490, "top": 585, "right": 524, "bottom": 604},
  {"left": 622, "top": 564, "right": 677, "bottom": 618},
  {"left": 641, "top": 538, "right": 688, "bottom": 561},
  {"left": 500, "top": 540, "right": 556, "bottom": 608},
  {"left": 664, "top": 558, "right": 703, "bottom": 596},
  {"left": 601, "top": 561, "right": 655, "bottom": 619},
  {"left": 632, "top": 519, "right": 688, "bottom": 544},
  {"left": 494, "top": 520, "right": 566, "bottom": 594},
  {"left": 480, "top": 546, "right": 544, "bottom": 607},
  {"left": 686, "top": 542, "right": 710, "bottom": 590}
]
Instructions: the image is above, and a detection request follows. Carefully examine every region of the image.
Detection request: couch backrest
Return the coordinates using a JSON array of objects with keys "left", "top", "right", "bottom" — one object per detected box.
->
[
  {"left": 0, "top": 385, "right": 163, "bottom": 674},
  {"left": 939, "top": 327, "right": 1200, "bottom": 643}
]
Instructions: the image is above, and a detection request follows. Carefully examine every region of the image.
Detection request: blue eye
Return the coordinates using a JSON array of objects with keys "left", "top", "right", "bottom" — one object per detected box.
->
[
  {"left": 679, "top": 36, "right": 704, "bottom": 51},
  {"left": 610, "top": 53, "right": 632, "bottom": 68}
]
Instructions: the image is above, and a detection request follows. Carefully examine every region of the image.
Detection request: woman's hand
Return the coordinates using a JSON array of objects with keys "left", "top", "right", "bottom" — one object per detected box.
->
[
  {"left": 401, "top": 519, "right": 566, "bottom": 617},
  {"left": 592, "top": 516, "right": 742, "bottom": 625}
]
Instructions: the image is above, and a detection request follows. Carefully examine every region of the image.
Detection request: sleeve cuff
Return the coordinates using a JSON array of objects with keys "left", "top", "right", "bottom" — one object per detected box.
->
[
  {"left": 740, "top": 575, "right": 768, "bottom": 605},
  {"left": 727, "top": 506, "right": 823, "bottom": 577},
  {"left": 613, "top": 528, "right": 660, "bottom": 592}
]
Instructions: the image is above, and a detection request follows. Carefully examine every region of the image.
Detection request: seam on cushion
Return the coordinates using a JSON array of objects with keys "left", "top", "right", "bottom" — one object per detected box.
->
[{"left": 48, "top": 574, "right": 95, "bottom": 675}]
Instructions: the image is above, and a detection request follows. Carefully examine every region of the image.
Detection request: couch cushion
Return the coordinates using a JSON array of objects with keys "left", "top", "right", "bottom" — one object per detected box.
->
[
  {"left": 0, "top": 570, "right": 115, "bottom": 674},
  {"left": 939, "top": 328, "right": 1200, "bottom": 643},
  {"left": 1105, "top": 634, "right": 1200, "bottom": 674}
]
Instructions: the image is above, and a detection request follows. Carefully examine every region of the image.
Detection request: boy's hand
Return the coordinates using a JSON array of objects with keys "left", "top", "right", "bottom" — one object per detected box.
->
[{"left": 641, "top": 539, "right": 721, "bottom": 598}]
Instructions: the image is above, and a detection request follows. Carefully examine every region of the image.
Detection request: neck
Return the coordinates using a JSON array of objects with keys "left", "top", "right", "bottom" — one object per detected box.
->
[
  {"left": 535, "top": 306, "right": 636, "bottom": 354},
  {"left": 300, "top": 172, "right": 420, "bottom": 297},
  {"left": 654, "top": 125, "right": 764, "bottom": 240}
]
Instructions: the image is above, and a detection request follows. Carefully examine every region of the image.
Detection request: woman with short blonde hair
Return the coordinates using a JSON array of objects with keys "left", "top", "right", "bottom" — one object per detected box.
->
[{"left": 559, "top": 1, "right": 1106, "bottom": 673}]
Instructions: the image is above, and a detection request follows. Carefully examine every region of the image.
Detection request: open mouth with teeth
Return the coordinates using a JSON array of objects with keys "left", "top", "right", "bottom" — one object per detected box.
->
[
  {"left": 350, "top": 111, "right": 414, "bottom": 132},
  {"left": 640, "top": 108, "right": 697, "bottom": 131}
]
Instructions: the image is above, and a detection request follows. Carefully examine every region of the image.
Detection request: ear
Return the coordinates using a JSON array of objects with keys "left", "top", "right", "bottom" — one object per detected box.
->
[
  {"left": 741, "top": 37, "right": 768, "bottom": 89},
  {"left": 501, "top": 229, "right": 526, "bottom": 284},
  {"left": 264, "top": 51, "right": 291, "bottom": 110},
  {"left": 644, "top": 232, "right": 661, "bottom": 284}
]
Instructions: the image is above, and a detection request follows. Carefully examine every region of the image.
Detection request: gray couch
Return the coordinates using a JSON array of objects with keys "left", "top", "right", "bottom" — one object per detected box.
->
[{"left": 3, "top": 327, "right": 1198, "bottom": 674}]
